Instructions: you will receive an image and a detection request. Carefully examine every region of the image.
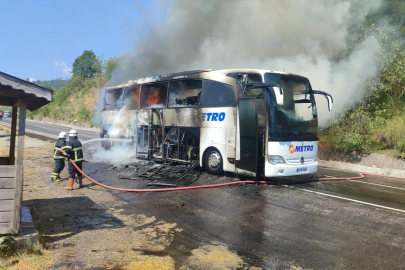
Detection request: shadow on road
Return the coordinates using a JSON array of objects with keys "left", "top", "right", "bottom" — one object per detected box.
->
[{"left": 24, "top": 197, "right": 125, "bottom": 247}]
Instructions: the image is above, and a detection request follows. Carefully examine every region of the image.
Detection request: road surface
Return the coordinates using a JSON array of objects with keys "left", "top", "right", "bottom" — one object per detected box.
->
[{"left": 0, "top": 117, "right": 99, "bottom": 141}]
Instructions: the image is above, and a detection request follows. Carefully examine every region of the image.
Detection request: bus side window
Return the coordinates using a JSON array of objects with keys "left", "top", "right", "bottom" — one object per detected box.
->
[
  {"left": 105, "top": 88, "right": 124, "bottom": 110},
  {"left": 140, "top": 83, "right": 168, "bottom": 108},
  {"left": 168, "top": 79, "right": 202, "bottom": 107},
  {"left": 123, "top": 85, "right": 140, "bottom": 110},
  {"left": 247, "top": 74, "right": 262, "bottom": 83},
  {"left": 201, "top": 80, "right": 236, "bottom": 107}
]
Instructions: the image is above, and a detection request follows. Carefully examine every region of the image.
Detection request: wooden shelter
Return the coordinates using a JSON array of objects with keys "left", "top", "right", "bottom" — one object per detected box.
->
[{"left": 0, "top": 71, "right": 52, "bottom": 234}]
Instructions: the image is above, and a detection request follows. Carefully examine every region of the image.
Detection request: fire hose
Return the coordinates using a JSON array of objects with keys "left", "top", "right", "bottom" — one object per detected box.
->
[{"left": 59, "top": 150, "right": 405, "bottom": 192}]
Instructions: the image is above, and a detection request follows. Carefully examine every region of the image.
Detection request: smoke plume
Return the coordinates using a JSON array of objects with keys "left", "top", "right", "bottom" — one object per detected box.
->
[{"left": 106, "top": 0, "right": 389, "bottom": 127}]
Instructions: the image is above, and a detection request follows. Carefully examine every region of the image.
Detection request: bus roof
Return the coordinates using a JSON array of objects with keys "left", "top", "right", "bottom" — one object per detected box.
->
[{"left": 105, "top": 68, "right": 307, "bottom": 90}]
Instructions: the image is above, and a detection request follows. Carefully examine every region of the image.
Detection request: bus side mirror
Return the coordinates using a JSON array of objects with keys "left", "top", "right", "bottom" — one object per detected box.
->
[
  {"left": 312, "top": 90, "right": 333, "bottom": 112},
  {"left": 325, "top": 95, "right": 333, "bottom": 112},
  {"left": 273, "top": 86, "right": 284, "bottom": 106}
]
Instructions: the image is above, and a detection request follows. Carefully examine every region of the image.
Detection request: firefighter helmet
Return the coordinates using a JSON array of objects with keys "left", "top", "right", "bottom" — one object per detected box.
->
[
  {"left": 58, "top": 132, "right": 67, "bottom": 139},
  {"left": 69, "top": 129, "right": 78, "bottom": 137}
]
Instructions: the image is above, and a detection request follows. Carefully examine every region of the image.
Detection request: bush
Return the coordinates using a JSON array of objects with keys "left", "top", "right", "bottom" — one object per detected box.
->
[
  {"left": 336, "top": 132, "right": 372, "bottom": 152},
  {"left": 77, "top": 106, "right": 93, "bottom": 122},
  {"left": 395, "top": 136, "right": 405, "bottom": 154},
  {"left": 0, "top": 236, "right": 17, "bottom": 258}
]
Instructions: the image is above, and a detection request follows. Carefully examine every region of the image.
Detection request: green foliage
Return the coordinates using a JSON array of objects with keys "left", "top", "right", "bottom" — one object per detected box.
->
[
  {"left": 0, "top": 236, "right": 17, "bottom": 258},
  {"left": 34, "top": 79, "right": 68, "bottom": 90},
  {"left": 104, "top": 57, "right": 119, "bottom": 79},
  {"left": 77, "top": 105, "right": 93, "bottom": 123},
  {"left": 321, "top": 0, "right": 405, "bottom": 155},
  {"left": 28, "top": 72, "right": 107, "bottom": 123},
  {"left": 72, "top": 50, "right": 102, "bottom": 78},
  {"left": 395, "top": 137, "right": 405, "bottom": 154},
  {"left": 325, "top": 108, "right": 385, "bottom": 152}
]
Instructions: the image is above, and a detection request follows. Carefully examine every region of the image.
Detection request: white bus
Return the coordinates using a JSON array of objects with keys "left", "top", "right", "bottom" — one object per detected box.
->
[{"left": 101, "top": 69, "right": 333, "bottom": 178}]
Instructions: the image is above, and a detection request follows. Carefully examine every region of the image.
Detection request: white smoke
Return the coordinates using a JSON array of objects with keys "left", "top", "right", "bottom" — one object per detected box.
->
[
  {"left": 82, "top": 139, "right": 137, "bottom": 164},
  {"left": 108, "top": 0, "right": 387, "bottom": 127}
]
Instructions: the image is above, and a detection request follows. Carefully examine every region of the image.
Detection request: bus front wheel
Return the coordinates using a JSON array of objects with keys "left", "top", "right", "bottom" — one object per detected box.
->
[{"left": 204, "top": 148, "right": 224, "bottom": 175}]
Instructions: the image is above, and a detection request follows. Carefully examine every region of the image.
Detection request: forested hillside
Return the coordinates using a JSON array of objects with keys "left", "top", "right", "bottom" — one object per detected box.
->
[
  {"left": 34, "top": 78, "right": 68, "bottom": 90},
  {"left": 25, "top": 51, "right": 118, "bottom": 127},
  {"left": 321, "top": 0, "right": 405, "bottom": 156}
]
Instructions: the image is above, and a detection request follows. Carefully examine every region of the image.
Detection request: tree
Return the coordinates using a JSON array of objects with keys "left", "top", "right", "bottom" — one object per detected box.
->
[
  {"left": 72, "top": 50, "right": 102, "bottom": 78},
  {"left": 104, "top": 57, "right": 119, "bottom": 79}
]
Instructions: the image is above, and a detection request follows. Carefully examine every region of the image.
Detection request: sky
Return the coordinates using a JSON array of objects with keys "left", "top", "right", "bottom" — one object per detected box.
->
[{"left": 0, "top": 0, "right": 159, "bottom": 81}]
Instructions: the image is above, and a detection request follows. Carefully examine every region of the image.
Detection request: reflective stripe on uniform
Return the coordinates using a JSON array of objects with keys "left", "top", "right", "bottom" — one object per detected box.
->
[
  {"left": 53, "top": 147, "right": 65, "bottom": 159},
  {"left": 72, "top": 147, "right": 83, "bottom": 162}
]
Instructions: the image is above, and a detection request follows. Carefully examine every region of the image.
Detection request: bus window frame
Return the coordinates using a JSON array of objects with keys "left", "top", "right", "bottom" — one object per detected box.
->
[
  {"left": 167, "top": 79, "right": 203, "bottom": 108},
  {"left": 200, "top": 79, "right": 237, "bottom": 108},
  {"left": 104, "top": 88, "right": 125, "bottom": 111},
  {"left": 123, "top": 85, "right": 141, "bottom": 110},
  {"left": 139, "top": 82, "right": 169, "bottom": 109}
]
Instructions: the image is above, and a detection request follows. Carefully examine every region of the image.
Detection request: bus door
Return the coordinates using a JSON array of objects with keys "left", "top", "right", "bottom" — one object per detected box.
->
[{"left": 236, "top": 98, "right": 258, "bottom": 176}]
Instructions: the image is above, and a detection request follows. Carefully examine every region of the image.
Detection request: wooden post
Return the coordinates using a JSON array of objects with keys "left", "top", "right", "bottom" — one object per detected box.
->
[
  {"left": 11, "top": 98, "right": 26, "bottom": 234},
  {"left": 9, "top": 105, "right": 18, "bottom": 165}
]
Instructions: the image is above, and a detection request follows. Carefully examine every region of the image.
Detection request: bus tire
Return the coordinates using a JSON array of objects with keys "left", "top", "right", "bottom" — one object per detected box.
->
[{"left": 204, "top": 148, "right": 224, "bottom": 175}]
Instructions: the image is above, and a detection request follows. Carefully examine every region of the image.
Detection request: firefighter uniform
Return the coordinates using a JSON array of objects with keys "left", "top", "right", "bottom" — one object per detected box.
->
[
  {"left": 51, "top": 132, "right": 68, "bottom": 181},
  {"left": 64, "top": 130, "right": 84, "bottom": 190}
]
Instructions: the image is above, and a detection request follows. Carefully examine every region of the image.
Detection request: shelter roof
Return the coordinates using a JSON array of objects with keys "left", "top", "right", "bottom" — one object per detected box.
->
[{"left": 0, "top": 71, "right": 53, "bottom": 111}]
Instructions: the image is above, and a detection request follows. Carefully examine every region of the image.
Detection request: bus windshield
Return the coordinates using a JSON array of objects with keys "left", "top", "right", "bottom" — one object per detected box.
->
[{"left": 264, "top": 73, "right": 318, "bottom": 141}]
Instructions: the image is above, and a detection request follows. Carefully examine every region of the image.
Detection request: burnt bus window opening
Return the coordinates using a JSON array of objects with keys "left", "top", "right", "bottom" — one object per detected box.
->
[
  {"left": 140, "top": 83, "right": 168, "bottom": 109},
  {"left": 226, "top": 73, "right": 262, "bottom": 84},
  {"left": 105, "top": 88, "right": 124, "bottom": 110},
  {"left": 168, "top": 79, "right": 202, "bottom": 107},
  {"left": 123, "top": 85, "right": 140, "bottom": 110},
  {"left": 247, "top": 74, "right": 262, "bottom": 84}
]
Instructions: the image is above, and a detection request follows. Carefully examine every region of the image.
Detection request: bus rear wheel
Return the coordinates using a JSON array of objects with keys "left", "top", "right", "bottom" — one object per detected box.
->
[{"left": 204, "top": 148, "right": 223, "bottom": 175}]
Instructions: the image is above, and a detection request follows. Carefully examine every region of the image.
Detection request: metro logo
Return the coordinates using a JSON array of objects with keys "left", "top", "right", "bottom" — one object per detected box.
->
[
  {"left": 289, "top": 144, "right": 314, "bottom": 154},
  {"left": 202, "top": 112, "right": 226, "bottom": 121}
]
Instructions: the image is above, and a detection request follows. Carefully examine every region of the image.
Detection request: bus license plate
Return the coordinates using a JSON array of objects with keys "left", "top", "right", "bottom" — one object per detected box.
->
[{"left": 297, "top": 168, "right": 307, "bottom": 173}]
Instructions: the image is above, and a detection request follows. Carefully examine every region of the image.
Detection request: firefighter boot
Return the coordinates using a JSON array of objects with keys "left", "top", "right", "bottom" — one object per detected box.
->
[
  {"left": 64, "top": 178, "right": 74, "bottom": 190},
  {"left": 51, "top": 172, "right": 58, "bottom": 182},
  {"left": 78, "top": 176, "right": 83, "bottom": 188}
]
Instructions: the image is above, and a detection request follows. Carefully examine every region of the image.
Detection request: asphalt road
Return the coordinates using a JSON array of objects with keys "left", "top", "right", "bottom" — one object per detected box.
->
[
  {"left": 3, "top": 118, "right": 405, "bottom": 269},
  {"left": 0, "top": 117, "right": 99, "bottom": 141},
  {"left": 85, "top": 164, "right": 405, "bottom": 269}
]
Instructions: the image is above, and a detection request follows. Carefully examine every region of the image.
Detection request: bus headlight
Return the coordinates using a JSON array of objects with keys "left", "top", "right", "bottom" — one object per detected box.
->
[{"left": 268, "top": 155, "right": 286, "bottom": 165}]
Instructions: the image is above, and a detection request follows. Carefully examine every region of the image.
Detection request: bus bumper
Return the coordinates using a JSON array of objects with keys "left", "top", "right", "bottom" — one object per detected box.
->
[{"left": 264, "top": 162, "right": 318, "bottom": 177}]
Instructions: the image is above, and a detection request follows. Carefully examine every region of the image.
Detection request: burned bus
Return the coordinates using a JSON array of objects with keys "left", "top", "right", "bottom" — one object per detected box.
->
[{"left": 100, "top": 69, "right": 333, "bottom": 178}]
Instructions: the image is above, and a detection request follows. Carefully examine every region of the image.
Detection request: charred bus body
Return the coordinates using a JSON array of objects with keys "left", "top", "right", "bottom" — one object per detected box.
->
[{"left": 101, "top": 69, "right": 333, "bottom": 178}]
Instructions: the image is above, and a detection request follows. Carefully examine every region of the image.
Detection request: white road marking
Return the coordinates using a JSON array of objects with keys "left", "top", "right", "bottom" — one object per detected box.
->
[
  {"left": 320, "top": 173, "right": 405, "bottom": 191},
  {"left": 290, "top": 186, "right": 405, "bottom": 214},
  {"left": 347, "top": 179, "right": 405, "bottom": 191}
]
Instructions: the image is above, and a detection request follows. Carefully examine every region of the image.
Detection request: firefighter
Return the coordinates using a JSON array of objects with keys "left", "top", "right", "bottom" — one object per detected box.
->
[
  {"left": 63, "top": 129, "right": 84, "bottom": 190},
  {"left": 51, "top": 131, "right": 68, "bottom": 182}
]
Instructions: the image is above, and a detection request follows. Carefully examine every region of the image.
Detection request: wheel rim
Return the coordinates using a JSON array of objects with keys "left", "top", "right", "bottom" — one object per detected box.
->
[{"left": 208, "top": 152, "right": 221, "bottom": 168}]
